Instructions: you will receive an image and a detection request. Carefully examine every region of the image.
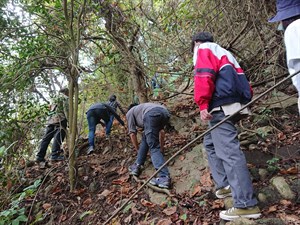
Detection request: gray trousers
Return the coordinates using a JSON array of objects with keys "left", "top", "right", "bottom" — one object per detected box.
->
[{"left": 204, "top": 110, "right": 258, "bottom": 208}]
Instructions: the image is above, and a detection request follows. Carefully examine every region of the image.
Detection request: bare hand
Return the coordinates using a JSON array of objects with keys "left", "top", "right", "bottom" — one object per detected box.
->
[{"left": 200, "top": 109, "right": 213, "bottom": 121}]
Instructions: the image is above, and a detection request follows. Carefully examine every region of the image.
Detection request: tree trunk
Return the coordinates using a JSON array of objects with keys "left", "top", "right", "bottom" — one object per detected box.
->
[
  {"left": 63, "top": 0, "right": 86, "bottom": 191},
  {"left": 129, "top": 62, "right": 148, "bottom": 103},
  {"left": 100, "top": 2, "right": 148, "bottom": 103}
]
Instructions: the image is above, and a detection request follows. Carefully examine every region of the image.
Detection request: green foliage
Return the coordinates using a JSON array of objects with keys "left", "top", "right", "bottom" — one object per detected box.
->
[
  {"left": 122, "top": 203, "right": 132, "bottom": 214},
  {"left": 0, "top": 208, "right": 27, "bottom": 225},
  {"left": 198, "top": 200, "right": 207, "bottom": 207},
  {"left": 256, "top": 107, "right": 272, "bottom": 120},
  {"left": 256, "top": 127, "right": 271, "bottom": 138},
  {"left": 180, "top": 213, "right": 187, "bottom": 221},
  {"left": 267, "top": 157, "right": 280, "bottom": 172},
  {"left": 0, "top": 146, "right": 6, "bottom": 158},
  {"left": 0, "top": 179, "right": 41, "bottom": 225},
  {"left": 79, "top": 210, "right": 94, "bottom": 221}
]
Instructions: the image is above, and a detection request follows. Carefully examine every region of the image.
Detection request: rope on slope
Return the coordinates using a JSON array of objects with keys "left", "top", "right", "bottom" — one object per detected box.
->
[{"left": 103, "top": 70, "right": 300, "bottom": 225}]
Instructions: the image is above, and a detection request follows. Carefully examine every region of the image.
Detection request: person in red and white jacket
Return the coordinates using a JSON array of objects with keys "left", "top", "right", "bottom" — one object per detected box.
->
[{"left": 192, "top": 31, "right": 261, "bottom": 221}]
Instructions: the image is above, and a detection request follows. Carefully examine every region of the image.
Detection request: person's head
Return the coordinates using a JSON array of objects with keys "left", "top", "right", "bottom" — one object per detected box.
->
[
  {"left": 59, "top": 87, "right": 69, "bottom": 96},
  {"left": 128, "top": 103, "right": 138, "bottom": 111},
  {"left": 268, "top": 0, "right": 300, "bottom": 30},
  {"left": 109, "top": 94, "right": 116, "bottom": 102},
  {"left": 191, "top": 31, "right": 214, "bottom": 52}
]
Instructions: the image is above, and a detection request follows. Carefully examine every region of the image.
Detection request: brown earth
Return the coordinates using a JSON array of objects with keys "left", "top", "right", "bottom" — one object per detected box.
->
[{"left": 17, "top": 98, "right": 300, "bottom": 225}]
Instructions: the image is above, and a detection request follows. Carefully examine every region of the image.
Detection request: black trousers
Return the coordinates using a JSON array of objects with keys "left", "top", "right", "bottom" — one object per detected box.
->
[{"left": 36, "top": 119, "right": 67, "bottom": 160}]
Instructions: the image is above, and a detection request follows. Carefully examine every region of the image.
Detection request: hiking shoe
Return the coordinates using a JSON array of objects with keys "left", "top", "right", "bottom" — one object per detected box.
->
[
  {"left": 216, "top": 185, "right": 232, "bottom": 198},
  {"left": 149, "top": 176, "right": 171, "bottom": 189},
  {"left": 35, "top": 157, "right": 46, "bottom": 163},
  {"left": 128, "top": 163, "right": 141, "bottom": 176},
  {"left": 219, "top": 206, "right": 261, "bottom": 220},
  {"left": 87, "top": 146, "right": 94, "bottom": 155},
  {"left": 50, "top": 155, "right": 65, "bottom": 161}
]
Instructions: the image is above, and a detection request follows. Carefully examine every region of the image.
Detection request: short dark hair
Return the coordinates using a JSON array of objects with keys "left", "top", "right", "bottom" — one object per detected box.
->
[
  {"left": 191, "top": 31, "right": 214, "bottom": 52},
  {"left": 192, "top": 31, "right": 214, "bottom": 43},
  {"left": 109, "top": 94, "right": 117, "bottom": 102},
  {"left": 128, "top": 103, "right": 138, "bottom": 111}
]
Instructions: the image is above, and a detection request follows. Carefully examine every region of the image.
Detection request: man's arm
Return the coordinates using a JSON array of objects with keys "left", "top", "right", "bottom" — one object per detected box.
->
[
  {"left": 129, "top": 133, "right": 139, "bottom": 151},
  {"left": 117, "top": 101, "right": 126, "bottom": 116},
  {"left": 104, "top": 103, "right": 125, "bottom": 126},
  {"left": 194, "top": 48, "right": 217, "bottom": 111}
]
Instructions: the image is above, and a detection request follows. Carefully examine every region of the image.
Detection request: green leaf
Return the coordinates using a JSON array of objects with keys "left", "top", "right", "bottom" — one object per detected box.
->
[
  {"left": 0, "top": 210, "right": 11, "bottom": 217},
  {"left": 79, "top": 211, "right": 93, "bottom": 221},
  {"left": 0, "top": 146, "right": 6, "bottom": 157},
  {"left": 13, "top": 214, "right": 28, "bottom": 225},
  {"left": 180, "top": 213, "right": 187, "bottom": 221},
  {"left": 23, "top": 179, "right": 41, "bottom": 191},
  {"left": 12, "top": 219, "right": 20, "bottom": 225},
  {"left": 122, "top": 203, "right": 132, "bottom": 213}
]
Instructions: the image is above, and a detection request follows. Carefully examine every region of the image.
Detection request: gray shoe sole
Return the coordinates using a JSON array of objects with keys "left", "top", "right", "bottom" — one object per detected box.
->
[
  {"left": 216, "top": 192, "right": 232, "bottom": 199},
  {"left": 87, "top": 150, "right": 94, "bottom": 155},
  {"left": 149, "top": 180, "right": 170, "bottom": 189},
  {"left": 220, "top": 212, "right": 261, "bottom": 220},
  {"left": 128, "top": 169, "right": 139, "bottom": 176}
]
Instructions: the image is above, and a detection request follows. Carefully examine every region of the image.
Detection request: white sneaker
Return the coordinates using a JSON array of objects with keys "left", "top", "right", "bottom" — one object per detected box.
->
[
  {"left": 87, "top": 146, "right": 94, "bottom": 155},
  {"left": 215, "top": 185, "right": 232, "bottom": 198}
]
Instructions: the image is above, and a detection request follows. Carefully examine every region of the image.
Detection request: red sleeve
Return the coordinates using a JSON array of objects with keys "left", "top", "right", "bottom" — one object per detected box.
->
[
  {"left": 194, "top": 48, "right": 219, "bottom": 110},
  {"left": 249, "top": 84, "right": 253, "bottom": 97}
]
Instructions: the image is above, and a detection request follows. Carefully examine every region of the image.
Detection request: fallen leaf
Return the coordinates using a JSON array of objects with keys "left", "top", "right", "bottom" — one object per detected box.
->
[
  {"left": 56, "top": 173, "right": 64, "bottom": 182},
  {"left": 58, "top": 215, "right": 67, "bottom": 222},
  {"left": 278, "top": 213, "right": 300, "bottom": 222},
  {"left": 42, "top": 203, "right": 52, "bottom": 210},
  {"left": 179, "top": 155, "right": 185, "bottom": 161},
  {"left": 163, "top": 206, "right": 177, "bottom": 215},
  {"left": 141, "top": 199, "right": 156, "bottom": 208},
  {"left": 52, "top": 186, "right": 62, "bottom": 195},
  {"left": 200, "top": 169, "right": 213, "bottom": 187},
  {"left": 279, "top": 167, "right": 298, "bottom": 175},
  {"left": 118, "top": 166, "right": 127, "bottom": 175},
  {"left": 156, "top": 219, "right": 173, "bottom": 225},
  {"left": 131, "top": 204, "right": 145, "bottom": 215},
  {"left": 124, "top": 214, "right": 132, "bottom": 223},
  {"left": 72, "top": 188, "right": 86, "bottom": 195},
  {"left": 280, "top": 199, "right": 292, "bottom": 206},
  {"left": 159, "top": 201, "right": 167, "bottom": 209},
  {"left": 112, "top": 175, "right": 129, "bottom": 185},
  {"left": 211, "top": 199, "right": 224, "bottom": 209},
  {"left": 120, "top": 185, "right": 130, "bottom": 194},
  {"left": 277, "top": 132, "right": 286, "bottom": 140},
  {"left": 191, "top": 185, "right": 201, "bottom": 197},
  {"left": 83, "top": 198, "right": 92, "bottom": 207},
  {"left": 191, "top": 124, "right": 200, "bottom": 131},
  {"left": 100, "top": 189, "right": 111, "bottom": 197},
  {"left": 267, "top": 205, "right": 277, "bottom": 212},
  {"left": 171, "top": 213, "right": 179, "bottom": 222}
]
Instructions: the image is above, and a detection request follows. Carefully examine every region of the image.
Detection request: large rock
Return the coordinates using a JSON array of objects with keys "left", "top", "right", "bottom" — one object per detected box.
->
[
  {"left": 264, "top": 91, "right": 298, "bottom": 110},
  {"left": 225, "top": 218, "right": 256, "bottom": 225},
  {"left": 143, "top": 144, "right": 209, "bottom": 204},
  {"left": 258, "top": 186, "right": 282, "bottom": 207},
  {"left": 270, "top": 176, "right": 295, "bottom": 200},
  {"left": 170, "top": 144, "right": 208, "bottom": 195}
]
